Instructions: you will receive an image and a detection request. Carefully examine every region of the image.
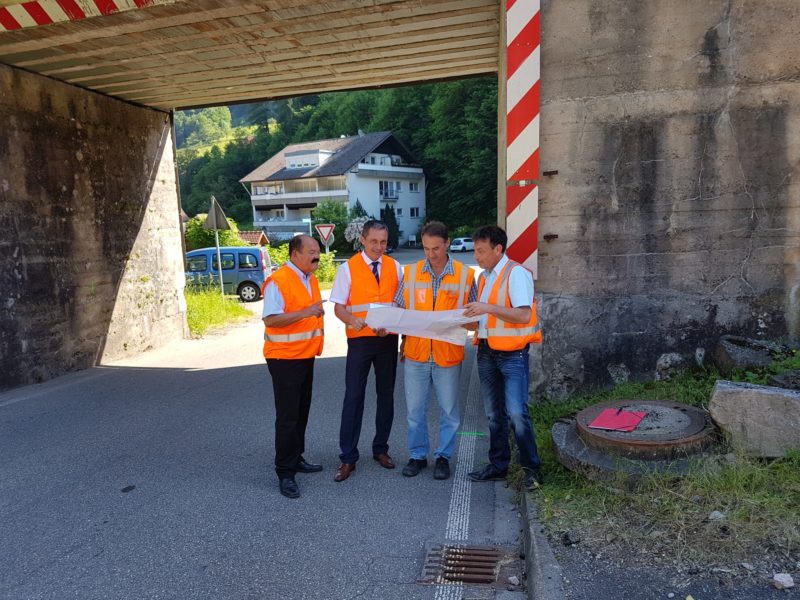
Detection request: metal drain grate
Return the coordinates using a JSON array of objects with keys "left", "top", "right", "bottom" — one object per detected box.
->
[{"left": 418, "top": 544, "right": 504, "bottom": 585}]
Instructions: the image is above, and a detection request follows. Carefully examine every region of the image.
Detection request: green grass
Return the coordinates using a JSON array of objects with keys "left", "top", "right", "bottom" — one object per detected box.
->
[
  {"left": 528, "top": 350, "right": 800, "bottom": 570},
  {"left": 185, "top": 287, "right": 252, "bottom": 337}
]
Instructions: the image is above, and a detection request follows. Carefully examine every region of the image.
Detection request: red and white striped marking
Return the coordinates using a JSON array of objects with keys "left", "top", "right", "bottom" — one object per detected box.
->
[
  {"left": 505, "top": 0, "right": 540, "bottom": 278},
  {"left": 0, "top": 0, "right": 175, "bottom": 31}
]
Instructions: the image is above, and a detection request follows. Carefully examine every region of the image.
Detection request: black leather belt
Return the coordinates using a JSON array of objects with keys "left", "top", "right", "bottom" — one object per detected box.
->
[{"left": 477, "top": 339, "right": 526, "bottom": 355}]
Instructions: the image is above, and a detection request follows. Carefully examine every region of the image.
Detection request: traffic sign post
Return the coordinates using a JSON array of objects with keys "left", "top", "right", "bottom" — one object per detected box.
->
[{"left": 314, "top": 223, "right": 335, "bottom": 254}]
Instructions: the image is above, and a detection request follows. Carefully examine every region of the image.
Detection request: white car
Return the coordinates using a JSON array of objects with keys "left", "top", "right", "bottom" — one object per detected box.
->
[{"left": 449, "top": 237, "right": 474, "bottom": 253}]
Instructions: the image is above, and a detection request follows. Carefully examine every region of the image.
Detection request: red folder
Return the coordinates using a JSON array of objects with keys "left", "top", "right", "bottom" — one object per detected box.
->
[{"left": 588, "top": 408, "right": 647, "bottom": 432}]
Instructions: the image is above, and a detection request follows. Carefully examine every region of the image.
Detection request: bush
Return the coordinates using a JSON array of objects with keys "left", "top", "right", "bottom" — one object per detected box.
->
[
  {"left": 266, "top": 242, "right": 290, "bottom": 267},
  {"left": 185, "top": 214, "right": 245, "bottom": 250},
  {"left": 315, "top": 252, "right": 337, "bottom": 283},
  {"left": 266, "top": 241, "right": 337, "bottom": 284},
  {"left": 312, "top": 199, "right": 351, "bottom": 253},
  {"left": 451, "top": 224, "right": 473, "bottom": 239}
]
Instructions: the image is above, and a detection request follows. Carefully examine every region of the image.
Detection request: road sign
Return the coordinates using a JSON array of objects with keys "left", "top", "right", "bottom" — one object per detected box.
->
[{"left": 315, "top": 223, "right": 335, "bottom": 244}]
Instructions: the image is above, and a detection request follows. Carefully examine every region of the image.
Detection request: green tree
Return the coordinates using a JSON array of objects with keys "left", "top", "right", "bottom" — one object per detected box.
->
[
  {"left": 185, "top": 107, "right": 232, "bottom": 147},
  {"left": 380, "top": 205, "right": 400, "bottom": 249},
  {"left": 184, "top": 214, "right": 245, "bottom": 250},
  {"left": 312, "top": 199, "right": 350, "bottom": 253},
  {"left": 176, "top": 77, "right": 500, "bottom": 245},
  {"left": 349, "top": 199, "right": 368, "bottom": 219}
]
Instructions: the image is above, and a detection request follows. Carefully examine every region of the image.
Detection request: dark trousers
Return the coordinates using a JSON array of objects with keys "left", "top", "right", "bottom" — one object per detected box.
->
[
  {"left": 267, "top": 357, "right": 315, "bottom": 479},
  {"left": 339, "top": 335, "right": 398, "bottom": 463}
]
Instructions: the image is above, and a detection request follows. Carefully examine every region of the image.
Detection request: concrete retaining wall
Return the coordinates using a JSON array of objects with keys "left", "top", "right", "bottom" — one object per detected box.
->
[
  {"left": 534, "top": 0, "right": 800, "bottom": 398},
  {"left": 0, "top": 64, "right": 187, "bottom": 391}
]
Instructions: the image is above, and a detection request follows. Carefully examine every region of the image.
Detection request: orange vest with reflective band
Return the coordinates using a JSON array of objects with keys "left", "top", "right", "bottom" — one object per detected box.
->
[
  {"left": 474, "top": 260, "right": 541, "bottom": 351},
  {"left": 262, "top": 264, "right": 324, "bottom": 359},
  {"left": 403, "top": 260, "right": 475, "bottom": 367},
  {"left": 345, "top": 254, "right": 399, "bottom": 339}
]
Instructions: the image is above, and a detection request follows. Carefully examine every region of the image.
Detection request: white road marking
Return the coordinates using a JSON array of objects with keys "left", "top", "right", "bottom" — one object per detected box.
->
[{"left": 436, "top": 358, "right": 482, "bottom": 598}]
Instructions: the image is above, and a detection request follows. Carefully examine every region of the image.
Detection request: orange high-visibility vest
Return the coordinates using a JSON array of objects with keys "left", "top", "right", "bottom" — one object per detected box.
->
[
  {"left": 263, "top": 264, "right": 324, "bottom": 359},
  {"left": 403, "top": 260, "right": 474, "bottom": 367},
  {"left": 345, "top": 254, "right": 399, "bottom": 339},
  {"left": 475, "top": 260, "right": 541, "bottom": 351}
]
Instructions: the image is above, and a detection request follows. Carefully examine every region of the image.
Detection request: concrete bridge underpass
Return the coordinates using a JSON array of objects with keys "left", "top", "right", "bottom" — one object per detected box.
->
[{"left": 1, "top": 0, "right": 798, "bottom": 396}]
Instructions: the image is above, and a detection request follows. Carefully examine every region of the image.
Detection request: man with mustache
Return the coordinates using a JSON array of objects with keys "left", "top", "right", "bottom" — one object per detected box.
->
[{"left": 262, "top": 234, "right": 325, "bottom": 499}]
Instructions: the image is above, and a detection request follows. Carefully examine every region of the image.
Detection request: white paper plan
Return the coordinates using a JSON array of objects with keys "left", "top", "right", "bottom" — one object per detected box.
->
[{"left": 365, "top": 305, "right": 479, "bottom": 345}]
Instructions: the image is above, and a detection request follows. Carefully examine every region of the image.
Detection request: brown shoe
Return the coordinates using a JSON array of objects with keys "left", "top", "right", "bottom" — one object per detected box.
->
[
  {"left": 373, "top": 453, "right": 396, "bottom": 469},
  {"left": 334, "top": 463, "right": 356, "bottom": 482}
]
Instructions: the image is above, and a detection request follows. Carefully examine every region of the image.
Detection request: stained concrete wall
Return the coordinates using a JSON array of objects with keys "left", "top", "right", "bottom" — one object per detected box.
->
[
  {"left": 534, "top": 0, "right": 800, "bottom": 398},
  {"left": 0, "top": 64, "right": 187, "bottom": 391}
]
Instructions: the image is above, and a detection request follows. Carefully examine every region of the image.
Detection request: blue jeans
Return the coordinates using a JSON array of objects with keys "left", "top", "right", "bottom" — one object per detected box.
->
[
  {"left": 477, "top": 344, "right": 541, "bottom": 471},
  {"left": 404, "top": 358, "right": 461, "bottom": 460}
]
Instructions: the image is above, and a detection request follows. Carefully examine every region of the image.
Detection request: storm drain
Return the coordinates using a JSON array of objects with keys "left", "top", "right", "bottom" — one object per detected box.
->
[{"left": 418, "top": 544, "right": 504, "bottom": 585}]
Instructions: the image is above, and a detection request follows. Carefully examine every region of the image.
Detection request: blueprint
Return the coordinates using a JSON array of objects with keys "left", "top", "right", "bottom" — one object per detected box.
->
[{"left": 365, "top": 305, "right": 478, "bottom": 345}]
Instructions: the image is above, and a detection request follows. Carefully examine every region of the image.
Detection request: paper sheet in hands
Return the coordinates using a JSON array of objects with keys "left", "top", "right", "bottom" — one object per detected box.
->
[{"left": 365, "top": 305, "right": 479, "bottom": 345}]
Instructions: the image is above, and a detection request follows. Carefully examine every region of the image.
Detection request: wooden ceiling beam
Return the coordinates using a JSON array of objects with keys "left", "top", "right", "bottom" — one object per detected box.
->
[
  {"left": 0, "top": 0, "right": 500, "bottom": 110},
  {"left": 51, "top": 20, "right": 496, "bottom": 88},
  {"left": 158, "top": 60, "right": 499, "bottom": 110},
  {"left": 115, "top": 44, "right": 497, "bottom": 101}
]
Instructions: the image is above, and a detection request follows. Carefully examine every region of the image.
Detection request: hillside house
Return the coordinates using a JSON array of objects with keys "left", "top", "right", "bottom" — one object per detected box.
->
[{"left": 240, "top": 131, "right": 426, "bottom": 243}]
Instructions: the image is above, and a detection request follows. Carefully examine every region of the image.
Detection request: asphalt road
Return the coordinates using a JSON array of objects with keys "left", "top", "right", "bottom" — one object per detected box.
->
[{"left": 0, "top": 287, "right": 523, "bottom": 600}]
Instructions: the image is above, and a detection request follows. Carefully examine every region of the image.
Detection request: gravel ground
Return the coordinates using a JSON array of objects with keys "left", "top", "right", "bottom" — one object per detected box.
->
[{"left": 552, "top": 535, "right": 798, "bottom": 599}]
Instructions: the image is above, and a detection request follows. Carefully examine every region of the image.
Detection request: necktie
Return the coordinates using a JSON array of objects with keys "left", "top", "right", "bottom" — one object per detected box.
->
[{"left": 371, "top": 261, "right": 380, "bottom": 284}]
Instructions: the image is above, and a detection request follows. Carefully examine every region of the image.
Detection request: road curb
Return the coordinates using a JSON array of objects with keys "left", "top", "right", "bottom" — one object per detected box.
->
[{"left": 521, "top": 491, "right": 567, "bottom": 600}]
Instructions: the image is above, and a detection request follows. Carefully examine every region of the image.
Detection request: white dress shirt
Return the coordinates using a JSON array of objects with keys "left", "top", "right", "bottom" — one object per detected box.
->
[
  {"left": 262, "top": 260, "right": 314, "bottom": 318},
  {"left": 329, "top": 251, "right": 403, "bottom": 306}
]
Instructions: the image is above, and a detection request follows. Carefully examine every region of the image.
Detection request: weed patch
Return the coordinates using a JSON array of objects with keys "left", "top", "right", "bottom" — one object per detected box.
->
[
  {"left": 529, "top": 357, "right": 800, "bottom": 573},
  {"left": 185, "top": 287, "right": 252, "bottom": 337}
]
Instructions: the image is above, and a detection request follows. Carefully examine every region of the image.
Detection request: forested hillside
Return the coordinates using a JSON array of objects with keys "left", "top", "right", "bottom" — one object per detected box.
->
[{"left": 176, "top": 77, "right": 498, "bottom": 230}]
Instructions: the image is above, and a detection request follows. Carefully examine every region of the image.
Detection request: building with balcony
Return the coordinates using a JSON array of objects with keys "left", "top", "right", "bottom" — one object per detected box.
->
[{"left": 240, "top": 131, "right": 426, "bottom": 243}]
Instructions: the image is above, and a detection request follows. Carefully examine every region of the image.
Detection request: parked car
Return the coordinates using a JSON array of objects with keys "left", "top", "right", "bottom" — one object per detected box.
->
[
  {"left": 185, "top": 246, "right": 270, "bottom": 302},
  {"left": 449, "top": 237, "right": 474, "bottom": 253}
]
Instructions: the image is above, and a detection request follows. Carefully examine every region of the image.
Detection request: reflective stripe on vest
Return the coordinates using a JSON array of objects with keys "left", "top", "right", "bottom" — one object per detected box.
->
[
  {"left": 264, "top": 328, "right": 324, "bottom": 343},
  {"left": 403, "top": 260, "right": 473, "bottom": 367},
  {"left": 263, "top": 264, "right": 324, "bottom": 359},
  {"left": 406, "top": 262, "right": 470, "bottom": 310},
  {"left": 478, "top": 260, "right": 541, "bottom": 350},
  {"left": 346, "top": 255, "right": 399, "bottom": 339},
  {"left": 346, "top": 302, "right": 393, "bottom": 313}
]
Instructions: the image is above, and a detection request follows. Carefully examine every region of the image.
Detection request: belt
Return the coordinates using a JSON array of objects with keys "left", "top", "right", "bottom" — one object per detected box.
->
[{"left": 477, "top": 339, "right": 527, "bottom": 355}]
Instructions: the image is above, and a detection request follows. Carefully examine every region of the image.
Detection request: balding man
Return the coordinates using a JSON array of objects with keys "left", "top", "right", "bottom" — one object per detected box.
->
[{"left": 262, "top": 234, "right": 325, "bottom": 499}]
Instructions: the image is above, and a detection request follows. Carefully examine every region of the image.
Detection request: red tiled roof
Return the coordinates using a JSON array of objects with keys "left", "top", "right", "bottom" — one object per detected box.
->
[{"left": 239, "top": 230, "right": 269, "bottom": 245}]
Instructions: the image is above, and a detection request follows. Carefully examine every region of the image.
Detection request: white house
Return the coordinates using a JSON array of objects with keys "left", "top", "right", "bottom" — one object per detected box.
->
[{"left": 240, "top": 131, "right": 426, "bottom": 244}]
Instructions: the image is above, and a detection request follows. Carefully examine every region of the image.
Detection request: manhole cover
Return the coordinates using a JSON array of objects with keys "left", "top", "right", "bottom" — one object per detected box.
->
[
  {"left": 418, "top": 544, "right": 504, "bottom": 585},
  {"left": 575, "top": 400, "right": 716, "bottom": 460}
]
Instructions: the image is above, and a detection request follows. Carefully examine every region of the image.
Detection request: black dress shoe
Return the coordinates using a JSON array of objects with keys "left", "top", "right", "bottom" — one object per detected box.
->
[
  {"left": 523, "top": 468, "right": 544, "bottom": 490},
  {"left": 279, "top": 478, "right": 300, "bottom": 499},
  {"left": 433, "top": 457, "right": 450, "bottom": 480},
  {"left": 296, "top": 457, "right": 323, "bottom": 473},
  {"left": 402, "top": 458, "right": 428, "bottom": 477},
  {"left": 467, "top": 463, "right": 507, "bottom": 482}
]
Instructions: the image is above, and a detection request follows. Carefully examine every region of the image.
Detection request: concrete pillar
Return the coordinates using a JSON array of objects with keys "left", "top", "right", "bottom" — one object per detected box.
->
[{"left": 0, "top": 64, "right": 187, "bottom": 391}]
